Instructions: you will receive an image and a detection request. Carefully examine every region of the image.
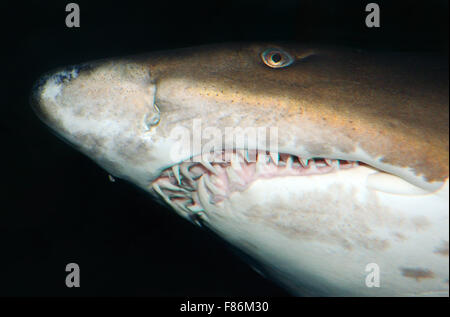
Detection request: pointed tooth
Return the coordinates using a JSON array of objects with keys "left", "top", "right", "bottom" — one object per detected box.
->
[
  {"left": 174, "top": 200, "right": 202, "bottom": 221},
  {"left": 180, "top": 164, "right": 195, "bottom": 182},
  {"left": 257, "top": 152, "right": 269, "bottom": 163},
  {"left": 172, "top": 165, "right": 181, "bottom": 185},
  {"left": 298, "top": 157, "right": 309, "bottom": 167},
  {"left": 186, "top": 204, "right": 204, "bottom": 213},
  {"left": 200, "top": 160, "right": 218, "bottom": 175},
  {"left": 159, "top": 179, "right": 190, "bottom": 193},
  {"left": 339, "top": 159, "right": 356, "bottom": 168},
  {"left": 204, "top": 174, "right": 226, "bottom": 196},
  {"left": 188, "top": 212, "right": 206, "bottom": 226},
  {"left": 226, "top": 166, "right": 245, "bottom": 186},
  {"left": 256, "top": 153, "right": 268, "bottom": 173},
  {"left": 231, "top": 153, "right": 243, "bottom": 171},
  {"left": 153, "top": 183, "right": 175, "bottom": 207},
  {"left": 326, "top": 159, "right": 339, "bottom": 168},
  {"left": 236, "top": 149, "right": 246, "bottom": 160},
  {"left": 269, "top": 152, "right": 279, "bottom": 165},
  {"left": 168, "top": 193, "right": 189, "bottom": 199},
  {"left": 285, "top": 155, "right": 293, "bottom": 169},
  {"left": 153, "top": 183, "right": 191, "bottom": 219},
  {"left": 244, "top": 149, "right": 250, "bottom": 162},
  {"left": 210, "top": 172, "right": 226, "bottom": 187},
  {"left": 152, "top": 183, "right": 165, "bottom": 198},
  {"left": 174, "top": 200, "right": 191, "bottom": 212},
  {"left": 198, "top": 176, "right": 214, "bottom": 206},
  {"left": 246, "top": 150, "right": 257, "bottom": 163},
  {"left": 197, "top": 177, "right": 223, "bottom": 215}
]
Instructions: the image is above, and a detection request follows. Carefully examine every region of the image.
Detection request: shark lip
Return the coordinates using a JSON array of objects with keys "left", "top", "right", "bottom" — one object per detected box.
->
[{"left": 151, "top": 150, "right": 363, "bottom": 222}]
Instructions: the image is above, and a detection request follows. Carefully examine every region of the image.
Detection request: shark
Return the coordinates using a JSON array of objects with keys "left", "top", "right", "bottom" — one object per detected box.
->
[{"left": 31, "top": 43, "right": 449, "bottom": 296}]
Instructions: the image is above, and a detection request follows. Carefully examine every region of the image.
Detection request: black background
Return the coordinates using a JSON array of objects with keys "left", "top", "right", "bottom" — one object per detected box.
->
[{"left": 1, "top": 0, "right": 448, "bottom": 296}]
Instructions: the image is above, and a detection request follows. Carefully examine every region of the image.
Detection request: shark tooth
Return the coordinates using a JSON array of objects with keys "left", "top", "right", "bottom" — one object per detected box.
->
[
  {"left": 325, "top": 159, "right": 340, "bottom": 168},
  {"left": 226, "top": 166, "right": 245, "bottom": 186},
  {"left": 245, "top": 150, "right": 257, "bottom": 163},
  {"left": 200, "top": 160, "right": 219, "bottom": 175},
  {"left": 270, "top": 152, "right": 279, "bottom": 165},
  {"left": 172, "top": 165, "right": 182, "bottom": 185},
  {"left": 231, "top": 153, "right": 243, "bottom": 171},
  {"left": 197, "top": 176, "right": 222, "bottom": 211},
  {"left": 298, "top": 157, "right": 309, "bottom": 167},
  {"left": 236, "top": 149, "right": 246, "bottom": 160},
  {"left": 180, "top": 163, "right": 195, "bottom": 182},
  {"left": 186, "top": 204, "right": 205, "bottom": 213},
  {"left": 285, "top": 155, "right": 293, "bottom": 169},
  {"left": 204, "top": 173, "right": 226, "bottom": 196},
  {"left": 256, "top": 153, "right": 269, "bottom": 173},
  {"left": 152, "top": 183, "right": 180, "bottom": 211},
  {"left": 158, "top": 179, "right": 190, "bottom": 193}
]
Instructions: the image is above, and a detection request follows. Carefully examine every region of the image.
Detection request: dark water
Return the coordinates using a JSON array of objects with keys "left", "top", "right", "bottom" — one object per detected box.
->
[{"left": 1, "top": 0, "right": 448, "bottom": 296}]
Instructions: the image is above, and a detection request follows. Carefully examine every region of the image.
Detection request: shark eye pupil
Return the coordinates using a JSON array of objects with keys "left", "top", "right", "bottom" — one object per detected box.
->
[
  {"left": 261, "top": 48, "right": 294, "bottom": 68},
  {"left": 271, "top": 53, "right": 282, "bottom": 63}
]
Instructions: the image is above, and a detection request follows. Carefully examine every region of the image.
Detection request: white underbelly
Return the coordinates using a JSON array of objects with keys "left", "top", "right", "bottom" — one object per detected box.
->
[{"left": 198, "top": 166, "right": 449, "bottom": 296}]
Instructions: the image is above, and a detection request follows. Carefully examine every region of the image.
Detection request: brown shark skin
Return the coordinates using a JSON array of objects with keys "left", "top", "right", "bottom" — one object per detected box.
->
[{"left": 135, "top": 43, "right": 448, "bottom": 185}]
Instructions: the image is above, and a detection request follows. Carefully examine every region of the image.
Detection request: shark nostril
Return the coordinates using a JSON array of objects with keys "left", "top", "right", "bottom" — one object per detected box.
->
[{"left": 53, "top": 67, "right": 79, "bottom": 84}]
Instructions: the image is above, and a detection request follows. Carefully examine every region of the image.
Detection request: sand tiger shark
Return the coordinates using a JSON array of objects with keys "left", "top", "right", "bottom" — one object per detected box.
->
[{"left": 31, "top": 43, "right": 449, "bottom": 296}]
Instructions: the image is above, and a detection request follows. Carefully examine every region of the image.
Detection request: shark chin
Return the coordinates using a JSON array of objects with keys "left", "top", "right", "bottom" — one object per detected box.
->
[{"left": 31, "top": 42, "right": 449, "bottom": 296}]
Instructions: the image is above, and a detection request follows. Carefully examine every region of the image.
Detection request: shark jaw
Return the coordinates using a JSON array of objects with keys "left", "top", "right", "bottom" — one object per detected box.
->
[
  {"left": 31, "top": 43, "right": 448, "bottom": 296},
  {"left": 149, "top": 149, "right": 448, "bottom": 296},
  {"left": 151, "top": 150, "right": 420, "bottom": 222}
]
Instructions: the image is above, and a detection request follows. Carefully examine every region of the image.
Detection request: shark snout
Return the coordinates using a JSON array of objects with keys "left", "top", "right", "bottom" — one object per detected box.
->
[{"left": 30, "top": 64, "right": 90, "bottom": 130}]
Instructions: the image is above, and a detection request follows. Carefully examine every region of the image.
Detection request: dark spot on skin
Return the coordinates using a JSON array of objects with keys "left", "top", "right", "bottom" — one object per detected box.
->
[
  {"left": 411, "top": 216, "right": 431, "bottom": 231},
  {"left": 392, "top": 232, "right": 407, "bottom": 241},
  {"left": 400, "top": 268, "right": 435, "bottom": 281},
  {"left": 387, "top": 121, "right": 397, "bottom": 128},
  {"left": 322, "top": 117, "right": 326, "bottom": 121},
  {"left": 434, "top": 241, "right": 449, "bottom": 256}
]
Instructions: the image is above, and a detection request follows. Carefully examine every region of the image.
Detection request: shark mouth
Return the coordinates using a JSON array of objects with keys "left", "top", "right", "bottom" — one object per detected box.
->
[{"left": 151, "top": 150, "right": 360, "bottom": 223}]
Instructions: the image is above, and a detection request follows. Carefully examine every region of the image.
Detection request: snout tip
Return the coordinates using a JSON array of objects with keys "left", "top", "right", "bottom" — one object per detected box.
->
[
  {"left": 30, "top": 66, "right": 80, "bottom": 123},
  {"left": 30, "top": 73, "right": 52, "bottom": 122}
]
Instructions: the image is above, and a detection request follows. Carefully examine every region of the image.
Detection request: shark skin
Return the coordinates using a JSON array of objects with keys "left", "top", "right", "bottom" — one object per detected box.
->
[{"left": 31, "top": 43, "right": 449, "bottom": 296}]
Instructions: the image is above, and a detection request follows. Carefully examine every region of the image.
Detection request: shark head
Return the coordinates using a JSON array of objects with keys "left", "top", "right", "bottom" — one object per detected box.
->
[{"left": 32, "top": 43, "right": 449, "bottom": 296}]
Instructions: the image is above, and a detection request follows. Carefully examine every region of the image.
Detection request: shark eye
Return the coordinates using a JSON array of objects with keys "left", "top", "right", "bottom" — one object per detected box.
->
[{"left": 261, "top": 49, "right": 294, "bottom": 68}]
